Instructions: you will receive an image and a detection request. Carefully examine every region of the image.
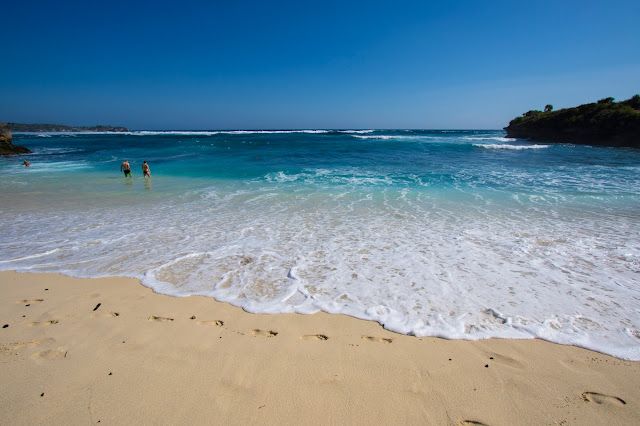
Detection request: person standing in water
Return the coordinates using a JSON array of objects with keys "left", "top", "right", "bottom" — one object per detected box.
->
[
  {"left": 121, "top": 160, "right": 132, "bottom": 177},
  {"left": 23, "top": 159, "right": 31, "bottom": 167},
  {"left": 142, "top": 161, "right": 151, "bottom": 178}
]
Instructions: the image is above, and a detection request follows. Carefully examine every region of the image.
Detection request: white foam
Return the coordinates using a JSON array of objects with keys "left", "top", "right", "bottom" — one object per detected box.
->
[
  {"left": 25, "top": 161, "right": 91, "bottom": 172},
  {"left": 2, "top": 191, "right": 639, "bottom": 360},
  {"left": 16, "top": 132, "right": 115, "bottom": 136},
  {"left": 350, "top": 134, "right": 444, "bottom": 141},
  {"left": 132, "top": 130, "right": 332, "bottom": 136},
  {"left": 0, "top": 248, "right": 61, "bottom": 263},
  {"left": 351, "top": 135, "right": 396, "bottom": 140},
  {"left": 14, "top": 130, "right": 334, "bottom": 137},
  {"left": 474, "top": 143, "right": 550, "bottom": 150},
  {"left": 463, "top": 136, "right": 513, "bottom": 142}
]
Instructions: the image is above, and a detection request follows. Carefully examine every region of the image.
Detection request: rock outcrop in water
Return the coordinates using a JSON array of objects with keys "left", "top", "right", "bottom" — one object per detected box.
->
[
  {"left": 0, "top": 123, "right": 31, "bottom": 156},
  {"left": 504, "top": 95, "right": 640, "bottom": 148}
]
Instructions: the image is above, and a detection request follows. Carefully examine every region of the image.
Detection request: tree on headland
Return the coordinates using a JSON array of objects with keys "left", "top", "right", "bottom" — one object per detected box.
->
[
  {"left": 598, "top": 97, "right": 614, "bottom": 104},
  {"left": 544, "top": 104, "right": 553, "bottom": 112}
]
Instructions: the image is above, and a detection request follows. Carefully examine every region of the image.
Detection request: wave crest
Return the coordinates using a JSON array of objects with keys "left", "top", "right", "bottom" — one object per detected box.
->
[{"left": 474, "top": 144, "right": 550, "bottom": 150}]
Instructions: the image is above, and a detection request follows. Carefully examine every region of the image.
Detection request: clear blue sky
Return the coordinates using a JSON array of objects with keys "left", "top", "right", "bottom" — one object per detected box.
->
[{"left": 2, "top": 0, "right": 639, "bottom": 130}]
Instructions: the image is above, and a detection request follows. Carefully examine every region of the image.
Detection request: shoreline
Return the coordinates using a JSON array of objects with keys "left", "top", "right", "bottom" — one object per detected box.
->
[{"left": 1, "top": 270, "right": 639, "bottom": 424}]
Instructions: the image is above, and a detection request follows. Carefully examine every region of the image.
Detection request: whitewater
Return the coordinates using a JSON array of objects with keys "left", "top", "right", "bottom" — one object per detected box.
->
[{"left": 1, "top": 130, "right": 639, "bottom": 360}]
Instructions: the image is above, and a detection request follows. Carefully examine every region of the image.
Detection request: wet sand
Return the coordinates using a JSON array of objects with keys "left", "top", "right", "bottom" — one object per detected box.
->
[{"left": 0, "top": 270, "right": 638, "bottom": 425}]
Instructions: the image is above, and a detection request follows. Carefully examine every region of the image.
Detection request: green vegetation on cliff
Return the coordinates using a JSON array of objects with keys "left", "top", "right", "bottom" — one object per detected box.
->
[
  {"left": 504, "top": 95, "right": 640, "bottom": 148},
  {"left": 8, "top": 123, "right": 129, "bottom": 132}
]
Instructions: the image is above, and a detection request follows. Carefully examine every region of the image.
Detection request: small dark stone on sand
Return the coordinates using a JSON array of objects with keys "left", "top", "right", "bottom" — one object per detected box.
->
[
  {"left": 45, "top": 288, "right": 49, "bottom": 291},
  {"left": 489, "top": 357, "right": 494, "bottom": 360},
  {"left": 190, "top": 316, "right": 196, "bottom": 320},
  {"left": 448, "top": 358, "right": 452, "bottom": 361},
  {"left": 26, "top": 304, "right": 30, "bottom": 307},
  {"left": 2, "top": 324, "right": 8, "bottom": 328},
  {"left": 219, "top": 336, "right": 222, "bottom": 339},
  {"left": 485, "top": 364, "right": 489, "bottom": 368},
  {"left": 122, "top": 341, "right": 125, "bottom": 343},
  {"left": 22, "top": 315, "right": 26, "bottom": 318},
  {"left": 40, "top": 393, "right": 44, "bottom": 397},
  {"left": 108, "top": 372, "right": 112, "bottom": 375},
  {"left": 93, "top": 303, "right": 102, "bottom": 311}
]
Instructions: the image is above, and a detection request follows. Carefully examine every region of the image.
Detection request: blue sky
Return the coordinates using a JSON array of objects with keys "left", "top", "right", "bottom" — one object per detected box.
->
[{"left": 2, "top": 0, "right": 639, "bottom": 130}]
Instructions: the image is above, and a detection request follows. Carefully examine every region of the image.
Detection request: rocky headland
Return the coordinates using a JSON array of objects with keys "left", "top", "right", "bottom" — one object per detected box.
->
[
  {"left": 504, "top": 95, "right": 640, "bottom": 148},
  {"left": 0, "top": 123, "right": 31, "bottom": 156}
]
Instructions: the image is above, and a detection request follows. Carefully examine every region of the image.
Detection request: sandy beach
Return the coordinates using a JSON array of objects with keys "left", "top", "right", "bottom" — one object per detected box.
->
[{"left": 0, "top": 270, "right": 638, "bottom": 425}]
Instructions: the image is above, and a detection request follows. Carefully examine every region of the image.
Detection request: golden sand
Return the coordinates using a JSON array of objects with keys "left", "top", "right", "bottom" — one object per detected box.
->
[{"left": 1, "top": 270, "right": 638, "bottom": 425}]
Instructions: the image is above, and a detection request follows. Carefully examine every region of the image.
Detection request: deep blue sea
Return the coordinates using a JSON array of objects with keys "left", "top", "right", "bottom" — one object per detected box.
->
[{"left": 1, "top": 129, "right": 639, "bottom": 359}]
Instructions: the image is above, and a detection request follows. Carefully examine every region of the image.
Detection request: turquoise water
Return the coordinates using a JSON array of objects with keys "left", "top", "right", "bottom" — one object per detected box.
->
[{"left": 1, "top": 130, "right": 640, "bottom": 359}]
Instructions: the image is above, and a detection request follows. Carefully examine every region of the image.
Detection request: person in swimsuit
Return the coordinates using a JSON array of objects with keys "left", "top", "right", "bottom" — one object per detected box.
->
[
  {"left": 121, "top": 160, "right": 132, "bottom": 177},
  {"left": 23, "top": 159, "right": 31, "bottom": 167},
  {"left": 142, "top": 161, "right": 151, "bottom": 177}
]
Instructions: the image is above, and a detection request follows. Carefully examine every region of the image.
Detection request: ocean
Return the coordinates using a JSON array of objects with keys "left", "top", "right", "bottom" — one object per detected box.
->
[{"left": 1, "top": 130, "right": 639, "bottom": 360}]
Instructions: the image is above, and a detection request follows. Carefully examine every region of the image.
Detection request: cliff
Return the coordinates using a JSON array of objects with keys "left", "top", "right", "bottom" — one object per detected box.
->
[
  {"left": 504, "top": 95, "right": 640, "bottom": 148},
  {"left": 0, "top": 123, "right": 31, "bottom": 156}
]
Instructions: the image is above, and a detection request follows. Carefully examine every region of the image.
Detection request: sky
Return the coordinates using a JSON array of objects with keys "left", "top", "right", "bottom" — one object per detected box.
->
[{"left": 1, "top": 0, "right": 639, "bottom": 130}]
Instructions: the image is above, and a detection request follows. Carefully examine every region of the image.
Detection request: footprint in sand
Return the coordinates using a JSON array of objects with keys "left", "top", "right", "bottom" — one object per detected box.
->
[
  {"left": 4, "top": 338, "right": 55, "bottom": 350},
  {"left": 252, "top": 329, "right": 278, "bottom": 337},
  {"left": 197, "top": 320, "right": 224, "bottom": 326},
  {"left": 361, "top": 335, "right": 393, "bottom": 344},
  {"left": 148, "top": 316, "right": 174, "bottom": 323},
  {"left": 484, "top": 352, "right": 525, "bottom": 370},
  {"left": 582, "top": 392, "right": 626, "bottom": 406},
  {"left": 301, "top": 334, "right": 329, "bottom": 341},
  {"left": 28, "top": 320, "right": 59, "bottom": 326},
  {"left": 31, "top": 349, "right": 67, "bottom": 360},
  {"left": 17, "top": 299, "right": 44, "bottom": 304},
  {"left": 90, "top": 312, "right": 120, "bottom": 318}
]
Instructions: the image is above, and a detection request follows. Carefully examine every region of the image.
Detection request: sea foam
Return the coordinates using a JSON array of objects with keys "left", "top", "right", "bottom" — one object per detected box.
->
[{"left": 474, "top": 143, "right": 550, "bottom": 150}]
